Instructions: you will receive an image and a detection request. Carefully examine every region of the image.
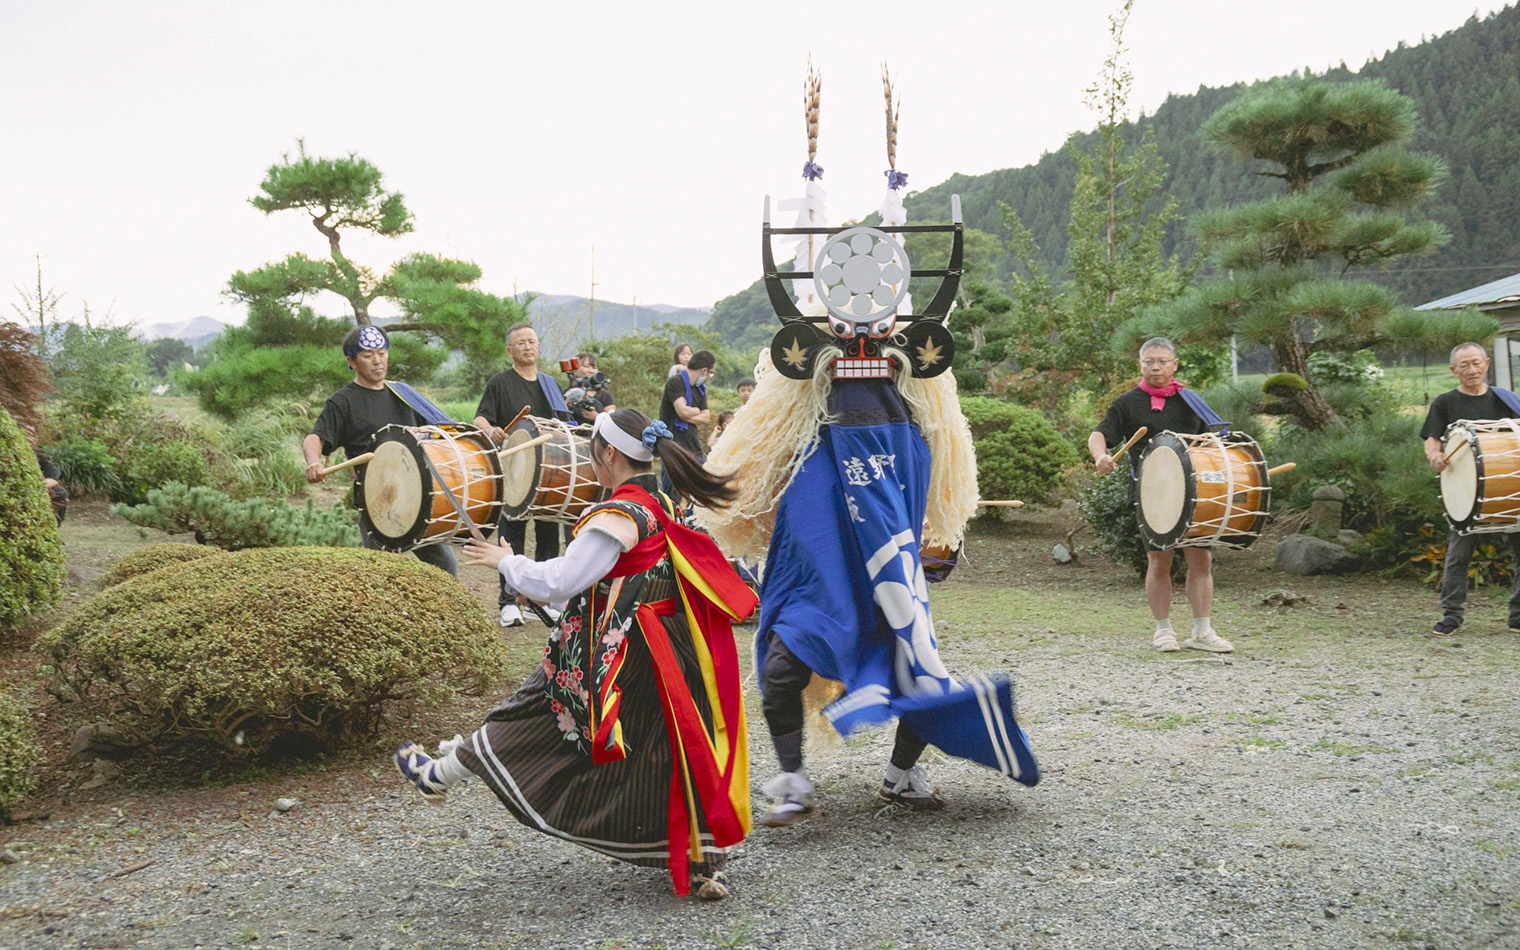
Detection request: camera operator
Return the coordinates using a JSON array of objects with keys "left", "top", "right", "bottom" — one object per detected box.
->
[{"left": 567, "top": 352, "right": 615, "bottom": 414}]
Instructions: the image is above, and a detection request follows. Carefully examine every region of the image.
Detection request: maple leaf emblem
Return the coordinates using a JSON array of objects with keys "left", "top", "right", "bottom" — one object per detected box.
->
[
  {"left": 915, "top": 338, "right": 944, "bottom": 368},
  {"left": 781, "top": 335, "right": 808, "bottom": 370}
]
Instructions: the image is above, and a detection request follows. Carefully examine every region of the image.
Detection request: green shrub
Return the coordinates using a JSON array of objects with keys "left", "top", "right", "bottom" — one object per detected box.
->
[
  {"left": 0, "top": 692, "right": 40, "bottom": 818},
  {"left": 0, "top": 405, "right": 66, "bottom": 633},
  {"left": 49, "top": 436, "right": 119, "bottom": 496},
  {"left": 101, "top": 543, "right": 228, "bottom": 588},
  {"left": 958, "top": 395, "right": 1080, "bottom": 506},
  {"left": 1077, "top": 469, "right": 1145, "bottom": 574},
  {"left": 112, "top": 482, "right": 360, "bottom": 550},
  {"left": 114, "top": 438, "right": 211, "bottom": 505},
  {"left": 35, "top": 547, "right": 507, "bottom": 754}
]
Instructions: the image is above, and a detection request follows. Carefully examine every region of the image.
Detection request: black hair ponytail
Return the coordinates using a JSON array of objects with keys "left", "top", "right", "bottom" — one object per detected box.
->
[{"left": 596, "top": 409, "right": 737, "bottom": 510}]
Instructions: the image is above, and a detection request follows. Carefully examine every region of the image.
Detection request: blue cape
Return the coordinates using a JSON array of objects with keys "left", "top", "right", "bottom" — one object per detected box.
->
[{"left": 757, "top": 381, "right": 1038, "bottom": 787}]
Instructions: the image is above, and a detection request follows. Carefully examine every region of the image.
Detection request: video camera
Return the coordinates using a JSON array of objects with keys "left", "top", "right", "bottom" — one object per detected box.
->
[{"left": 559, "top": 357, "right": 608, "bottom": 393}]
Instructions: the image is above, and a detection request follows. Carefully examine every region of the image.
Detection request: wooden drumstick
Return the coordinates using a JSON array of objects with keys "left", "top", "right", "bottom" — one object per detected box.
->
[
  {"left": 319, "top": 452, "right": 374, "bottom": 476},
  {"left": 1442, "top": 436, "right": 1470, "bottom": 464},
  {"left": 976, "top": 500, "right": 1025, "bottom": 508},
  {"left": 1110, "top": 426, "right": 1149, "bottom": 464},
  {"left": 498, "top": 432, "right": 555, "bottom": 459},
  {"left": 1265, "top": 462, "right": 1296, "bottom": 477},
  {"left": 499, "top": 405, "right": 532, "bottom": 437}
]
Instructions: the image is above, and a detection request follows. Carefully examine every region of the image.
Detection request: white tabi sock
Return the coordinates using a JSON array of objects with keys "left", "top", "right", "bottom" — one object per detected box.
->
[
  {"left": 1192, "top": 617, "right": 1213, "bottom": 636},
  {"left": 431, "top": 736, "right": 473, "bottom": 787},
  {"left": 1155, "top": 618, "right": 1173, "bottom": 635}
]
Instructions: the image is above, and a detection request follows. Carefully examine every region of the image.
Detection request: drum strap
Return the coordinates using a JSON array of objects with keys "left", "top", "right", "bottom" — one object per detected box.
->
[
  {"left": 385, "top": 381, "right": 452, "bottom": 425},
  {"left": 1493, "top": 387, "right": 1520, "bottom": 416}
]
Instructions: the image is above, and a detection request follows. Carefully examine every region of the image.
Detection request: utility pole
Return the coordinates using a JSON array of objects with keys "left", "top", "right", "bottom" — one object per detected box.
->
[
  {"left": 631, "top": 289, "right": 639, "bottom": 333},
  {"left": 588, "top": 245, "right": 600, "bottom": 343}
]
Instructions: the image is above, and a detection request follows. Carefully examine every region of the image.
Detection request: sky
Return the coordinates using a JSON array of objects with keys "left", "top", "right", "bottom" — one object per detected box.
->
[{"left": 0, "top": 0, "right": 1506, "bottom": 330}]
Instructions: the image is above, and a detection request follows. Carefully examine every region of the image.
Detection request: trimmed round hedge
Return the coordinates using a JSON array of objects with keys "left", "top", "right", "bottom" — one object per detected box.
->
[
  {"left": 101, "top": 543, "right": 228, "bottom": 588},
  {"left": 35, "top": 547, "right": 507, "bottom": 755},
  {"left": 0, "top": 404, "right": 65, "bottom": 633},
  {"left": 0, "top": 691, "right": 40, "bottom": 818},
  {"left": 959, "top": 395, "right": 1081, "bottom": 506}
]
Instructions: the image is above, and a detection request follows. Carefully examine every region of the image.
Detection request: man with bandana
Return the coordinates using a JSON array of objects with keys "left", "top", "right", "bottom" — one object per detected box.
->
[
  {"left": 303, "top": 325, "right": 458, "bottom": 576},
  {"left": 1089, "top": 336, "right": 1234, "bottom": 654}
]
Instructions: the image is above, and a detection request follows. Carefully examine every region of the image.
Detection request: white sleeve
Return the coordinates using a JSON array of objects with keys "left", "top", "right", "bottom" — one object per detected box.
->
[{"left": 497, "top": 527, "right": 627, "bottom": 604}]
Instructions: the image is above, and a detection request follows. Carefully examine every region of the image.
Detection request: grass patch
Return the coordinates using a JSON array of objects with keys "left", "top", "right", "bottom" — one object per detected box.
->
[
  {"left": 1241, "top": 736, "right": 1288, "bottom": 751},
  {"left": 1307, "top": 737, "right": 1396, "bottom": 756},
  {"left": 1110, "top": 710, "right": 1205, "bottom": 731},
  {"left": 1445, "top": 751, "right": 1496, "bottom": 766}
]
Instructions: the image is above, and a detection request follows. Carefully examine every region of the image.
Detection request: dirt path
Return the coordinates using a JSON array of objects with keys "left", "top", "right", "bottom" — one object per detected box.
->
[{"left": 2, "top": 505, "right": 1517, "bottom": 948}]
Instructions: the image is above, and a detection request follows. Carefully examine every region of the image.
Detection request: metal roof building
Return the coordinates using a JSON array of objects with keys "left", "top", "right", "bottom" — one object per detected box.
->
[{"left": 1418, "top": 271, "right": 1520, "bottom": 388}]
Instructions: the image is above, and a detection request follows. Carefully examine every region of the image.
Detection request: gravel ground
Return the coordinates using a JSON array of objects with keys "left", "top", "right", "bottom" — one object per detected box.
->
[{"left": 3, "top": 517, "right": 1518, "bottom": 949}]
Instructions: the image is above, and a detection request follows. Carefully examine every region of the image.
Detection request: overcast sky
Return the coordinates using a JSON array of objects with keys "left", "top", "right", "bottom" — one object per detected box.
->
[{"left": 1, "top": 0, "right": 1505, "bottom": 330}]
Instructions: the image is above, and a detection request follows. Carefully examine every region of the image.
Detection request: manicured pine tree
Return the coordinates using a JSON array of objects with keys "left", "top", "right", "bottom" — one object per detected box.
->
[{"left": 1121, "top": 76, "right": 1494, "bottom": 429}]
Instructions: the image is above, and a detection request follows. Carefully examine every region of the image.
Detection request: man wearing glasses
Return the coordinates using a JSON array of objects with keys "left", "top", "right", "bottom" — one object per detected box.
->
[
  {"left": 1421, "top": 342, "right": 1520, "bottom": 636},
  {"left": 1088, "top": 337, "right": 1235, "bottom": 654},
  {"left": 474, "top": 323, "right": 574, "bottom": 627}
]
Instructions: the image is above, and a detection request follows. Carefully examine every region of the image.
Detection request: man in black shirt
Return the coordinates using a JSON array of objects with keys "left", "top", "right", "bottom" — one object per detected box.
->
[
  {"left": 1420, "top": 342, "right": 1520, "bottom": 636},
  {"left": 474, "top": 323, "right": 571, "bottom": 627},
  {"left": 659, "top": 349, "right": 714, "bottom": 501},
  {"left": 303, "top": 326, "right": 457, "bottom": 576},
  {"left": 21, "top": 422, "right": 67, "bottom": 524},
  {"left": 1089, "top": 337, "right": 1234, "bottom": 654}
]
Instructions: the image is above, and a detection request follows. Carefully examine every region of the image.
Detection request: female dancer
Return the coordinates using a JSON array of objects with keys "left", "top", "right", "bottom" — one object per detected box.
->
[{"left": 394, "top": 410, "right": 756, "bottom": 899}]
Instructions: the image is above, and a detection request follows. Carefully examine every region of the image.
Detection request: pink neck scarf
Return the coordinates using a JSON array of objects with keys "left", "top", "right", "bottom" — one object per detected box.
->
[{"left": 1137, "top": 378, "right": 1185, "bottom": 411}]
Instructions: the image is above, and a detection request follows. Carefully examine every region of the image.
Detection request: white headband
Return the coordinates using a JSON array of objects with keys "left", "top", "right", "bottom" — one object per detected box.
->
[{"left": 592, "top": 413, "right": 654, "bottom": 462}]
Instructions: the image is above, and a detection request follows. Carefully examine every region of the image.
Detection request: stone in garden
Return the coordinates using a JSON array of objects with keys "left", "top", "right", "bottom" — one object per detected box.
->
[
  {"left": 67, "top": 723, "right": 132, "bottom": 763},
  {"left": 1275, "top": 534, "right": 1359, "bottom": 575},
  {"left": 274, "top": 797, "right": 298, "bottom": 812},
  {"left": 1306, "top": 485, "right": 1345, "bottom": 540},
  {"left": 1052, "top": 544, "right": 1073, "bottom": 564},
  {"left": 0, "top": 849, "right": 18, "bottom": 864},
  {"left": 1262, "top": 590, "right": 1311, "bottom": 607},
  {"left": 1336, "top": 529, "right": 1369, "bottom": 553}
]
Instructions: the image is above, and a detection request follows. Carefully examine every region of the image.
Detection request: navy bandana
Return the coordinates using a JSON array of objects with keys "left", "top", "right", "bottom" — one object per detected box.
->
[{"left": 345, "top": 326, "right": 389, "bottom": 358}]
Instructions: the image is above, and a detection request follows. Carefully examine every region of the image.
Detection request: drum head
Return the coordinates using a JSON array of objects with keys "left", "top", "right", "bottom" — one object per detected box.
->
[
  {"left": 358, "top": 434, "right": 427, "bottom": 548},
  {"left": 1137, "top": 434, "right": 1191, "bottom": 548},
  {"left": 1442, "top": 436, "right": 1479, "bottom": 524},
  {"left": 499, "top": 418, "right": 545, "bottom": 518}
]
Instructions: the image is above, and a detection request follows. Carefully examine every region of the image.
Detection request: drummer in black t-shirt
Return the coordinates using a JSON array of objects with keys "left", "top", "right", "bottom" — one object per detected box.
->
[
  {"left": 1088, "top": 337, "right": 1235, "bottom": 654},
  {"left": 302, "top": 326, "right": 457, "bottom": 576},
  {"left": 473, "top": 323, "right": 570, "bottom": 627},
  {"left": 1421, "top": 341, "right": 1520, "bottom": 636}
]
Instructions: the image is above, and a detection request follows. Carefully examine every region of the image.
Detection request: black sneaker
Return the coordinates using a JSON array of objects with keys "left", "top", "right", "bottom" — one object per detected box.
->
[
  {"left": 1432, "top": 617, "right": 1460, "bottom": 636},
  {"left": 1509, "top": 620, "right": 1520, "bottom": 634}
]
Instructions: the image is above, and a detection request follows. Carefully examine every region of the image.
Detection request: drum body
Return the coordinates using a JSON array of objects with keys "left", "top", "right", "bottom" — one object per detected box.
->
[
  {"left": 1440, "top": 419, "right": 1520, "bottom": 535},
  {"left": 1136, "top": 431, "right": 1270, "bottom": 550},
  {"left": 499, "top": 415, "right": 604, "bottom": 524},
  {"left": 921, "top": 541, "right": 960, "bottom": 583},
  {"left": 356, "top": 424, "right": 504, "bottom": 552}
]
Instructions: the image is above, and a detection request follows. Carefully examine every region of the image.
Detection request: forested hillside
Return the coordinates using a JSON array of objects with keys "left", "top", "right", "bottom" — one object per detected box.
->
[{"left": 709, "top": 6, "right": 1520, "bottom": 354}]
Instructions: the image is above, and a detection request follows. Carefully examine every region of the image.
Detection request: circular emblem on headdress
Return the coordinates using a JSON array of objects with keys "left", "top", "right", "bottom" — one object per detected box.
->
[
  {"left": 813, "top": 227, "right": 910, "bottom": 338},
  {"left": 357, "top": 326, "right": 388, "bottom": 352}
]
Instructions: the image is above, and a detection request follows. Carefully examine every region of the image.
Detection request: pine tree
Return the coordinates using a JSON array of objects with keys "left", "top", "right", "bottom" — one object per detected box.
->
[{"left": 1122, "top": 77, "right": 1494, "bottom": 429}]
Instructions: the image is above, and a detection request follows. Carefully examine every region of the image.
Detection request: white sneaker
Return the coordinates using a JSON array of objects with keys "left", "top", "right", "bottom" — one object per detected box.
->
[
  {"left": 760, "top": 770, "right": 815, "bottom": 827},
  {"left": 499, "top": 605, "right": 524, "bottom": 628},
  {"left": 879, "top": 764, "right": 945, "bottom": 810},
  {"left": 1153, "top": 629, "right": 1180, "bottom": 652},
  {"left": 541, "top": 606, "right": 562, "bottom": 625},
  {"left": 1182, "top": 629, "right": 1235, "bottom": 653}
]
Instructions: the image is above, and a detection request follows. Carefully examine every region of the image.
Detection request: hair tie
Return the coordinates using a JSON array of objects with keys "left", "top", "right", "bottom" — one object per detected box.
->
[{"left": 641, "top": 421, "right": 674, "bottom": 451}]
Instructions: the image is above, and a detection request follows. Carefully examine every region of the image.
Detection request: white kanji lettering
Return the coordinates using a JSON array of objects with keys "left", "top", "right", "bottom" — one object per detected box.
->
[
  {"left": 866, "top": 453, "right": 896, "bottom": 481},
  {"left": 843, "top": 456, "right": 871, "bottom": 486},
  {"left": 845, "top": 494, "right": 866, "bottom": 523}
]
